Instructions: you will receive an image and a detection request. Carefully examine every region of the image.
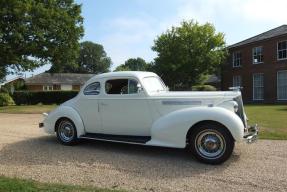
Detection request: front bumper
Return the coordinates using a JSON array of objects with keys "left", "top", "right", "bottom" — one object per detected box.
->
[{"left": 243, "top": 124, "right": 259, "bottom": 143}]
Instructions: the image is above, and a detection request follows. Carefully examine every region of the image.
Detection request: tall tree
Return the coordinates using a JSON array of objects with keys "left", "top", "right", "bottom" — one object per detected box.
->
[
  {"left": 0, "top": 0, "right": 84, "bottom": 76},
  {"left": 68, "top": 41, "right": 112, "bottom": 74},
  {"left": 152, "top": 20, "right": 227, "bottom": 90},
  {"left": 114, "top": 57, "right": 149, "bottom": 71}
]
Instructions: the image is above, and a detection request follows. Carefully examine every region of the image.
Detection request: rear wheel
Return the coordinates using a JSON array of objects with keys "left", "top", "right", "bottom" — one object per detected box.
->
[
  {"left": 188, "top": 122, "right": 234, "bottom": 164},
  {"left": 56, "top": 118, "right": 78, "bottom": 145}
]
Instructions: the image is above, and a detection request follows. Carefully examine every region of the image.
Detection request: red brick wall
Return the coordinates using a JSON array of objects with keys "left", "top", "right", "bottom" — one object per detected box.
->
[
  {"left": 72, "top": 85, "right": 81, "bottom": 90},
  {"left": 26, "top": 84, "right": 81, "bottom": 91},
  {"left": 222, "top": 35, "right": 287, "bottom": 103},
  {"left": 26, "top": 85, "right": 43, "bottom": 91}
]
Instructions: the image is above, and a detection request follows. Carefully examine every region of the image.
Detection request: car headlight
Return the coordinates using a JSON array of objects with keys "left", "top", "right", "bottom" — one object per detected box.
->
[{"left": 233, "top": 102, "right": 239, "bottom": 112}]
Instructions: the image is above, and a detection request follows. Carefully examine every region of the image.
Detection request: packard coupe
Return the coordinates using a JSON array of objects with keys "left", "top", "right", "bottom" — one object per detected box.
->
[{"left": 40, "top": 71, "right": 258, "bottom": 164}]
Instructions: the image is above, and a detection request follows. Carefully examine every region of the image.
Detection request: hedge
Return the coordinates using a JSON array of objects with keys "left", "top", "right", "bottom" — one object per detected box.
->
[
  {"left": 0, "top": 93, "right": 15, "bottom": 106},
  {"left": 192, "top": 85, "right": 217, "bottom": 91},
  {"left": 12, "top": 91, "right": 79, "bottom": 105}
]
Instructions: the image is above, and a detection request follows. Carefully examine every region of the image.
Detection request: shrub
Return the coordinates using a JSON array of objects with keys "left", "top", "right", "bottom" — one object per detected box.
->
[
  {"left": 0, "top": 93, "right": 15, "bottom": 106},
  {"left": 12, "top": 91, "right": 79, "bottom": 105},
  {"left": 192, "top": 85, "right": 217, "bottom": 91}
]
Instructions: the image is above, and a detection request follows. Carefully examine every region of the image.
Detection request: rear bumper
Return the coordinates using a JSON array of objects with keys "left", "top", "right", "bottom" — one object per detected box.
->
[{"left": 243, "top": 124, "right": 259, "bottom": 143}]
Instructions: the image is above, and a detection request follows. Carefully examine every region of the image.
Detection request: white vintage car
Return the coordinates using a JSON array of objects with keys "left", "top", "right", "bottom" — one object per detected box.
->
[{"left": 40, "top": 71, "right": 258, "bottom": 164}]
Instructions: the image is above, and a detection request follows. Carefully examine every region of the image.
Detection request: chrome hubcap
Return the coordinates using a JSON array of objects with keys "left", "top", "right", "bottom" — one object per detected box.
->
[
  {"left": 195, "top": 130, "right": 226, "bottom": 159},
  {"left": 58, "top": 121, "right": 75, "bottom": 142}
]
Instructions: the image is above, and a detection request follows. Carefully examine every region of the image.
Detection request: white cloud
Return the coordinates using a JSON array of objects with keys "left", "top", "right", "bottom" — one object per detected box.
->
[
  {"left": 242, "top": 0, "right": 287, "bottom": 24},
  {"left": 99, "top": 16, "right": 158, "bottom": 69},
  {"left": 176, "top": 0, "right": 287, "bottom": 26},
  {"left": 98, "top": 0, "right": 287, "bottom": 69}
]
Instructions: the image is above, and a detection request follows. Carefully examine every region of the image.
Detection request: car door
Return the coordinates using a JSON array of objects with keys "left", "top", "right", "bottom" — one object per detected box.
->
[
  {"left": 74, "top": 81, "right": 102, "bottom": 133},
  {"left": 98, "top": 78, "right": 152, "bottom": 136}
]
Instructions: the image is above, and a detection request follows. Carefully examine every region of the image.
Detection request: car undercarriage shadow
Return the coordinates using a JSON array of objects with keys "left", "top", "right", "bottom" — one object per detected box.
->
[{"left": 0, "top": 135, "right": 240, "bottom": 179}]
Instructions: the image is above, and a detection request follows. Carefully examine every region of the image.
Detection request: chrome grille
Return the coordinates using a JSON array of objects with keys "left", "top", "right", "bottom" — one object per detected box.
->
[{"left": 233, "top": 96, "right": 246, "bottom": 127}]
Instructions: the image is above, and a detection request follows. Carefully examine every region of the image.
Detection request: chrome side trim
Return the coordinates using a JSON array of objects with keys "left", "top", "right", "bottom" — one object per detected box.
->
[
  {"left": 162, "top": 100, "right": 202, "bottom": 105},
  {"left": 79, "top": 136, "right": 147, "bottom": 145}
]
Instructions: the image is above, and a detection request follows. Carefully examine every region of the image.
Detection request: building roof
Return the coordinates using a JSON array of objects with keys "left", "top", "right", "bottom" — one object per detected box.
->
[
  {"left": 0, "top": 76, "right": 24, "bottom": 86},
  {"left": 25, "top": 73, "right": 95, "bottom": 85},
  {"left": 229, "top": 25, "right": 287, "bottom": 48}
]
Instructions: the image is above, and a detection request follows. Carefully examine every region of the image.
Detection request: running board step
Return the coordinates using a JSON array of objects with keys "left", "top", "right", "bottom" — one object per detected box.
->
[{"left": 80, "top": 133, "right": 151, "bottom": 144}]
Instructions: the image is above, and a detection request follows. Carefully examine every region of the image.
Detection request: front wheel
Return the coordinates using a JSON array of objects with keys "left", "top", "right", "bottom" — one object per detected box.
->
[
  {"left": 188, "top": 123, "right": 234, "bottom": 165},
  {"left": 56, "top": 118, "right": 78, "bottom": 145}
]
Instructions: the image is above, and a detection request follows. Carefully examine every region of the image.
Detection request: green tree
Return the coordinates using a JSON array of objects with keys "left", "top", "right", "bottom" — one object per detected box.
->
[
  {"left": 0, "top": 66, "right": 6, "bottom": 82},
  {"left": 0, "top": 0, "right": 84, "bottom": 75},
  {"left": 152, "top": 20, "right": 227, "bottom": 90},
  {"left": 114, "top": 57, "right": 149, "bottom": 71},
  {"left": 71, "top": 41, "right": 112, "bottom": 74}
]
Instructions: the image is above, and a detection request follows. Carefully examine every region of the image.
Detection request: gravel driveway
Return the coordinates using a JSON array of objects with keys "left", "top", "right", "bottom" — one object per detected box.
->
[{"left": 0, "top": 113, "right": 287, "bottom": 192}]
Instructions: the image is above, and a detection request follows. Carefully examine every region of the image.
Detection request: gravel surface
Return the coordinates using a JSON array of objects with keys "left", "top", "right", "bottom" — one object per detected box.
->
[{"left": 0, "top": 113, "right": 287, "bottom": 192}]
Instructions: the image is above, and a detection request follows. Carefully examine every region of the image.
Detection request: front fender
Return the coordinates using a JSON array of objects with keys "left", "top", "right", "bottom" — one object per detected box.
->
[
  {"left": 43, "top": 106, "right": 85, "bottom": 137},
  {"left": 146, "top": 106, "right": 244, "bottom": 148}
]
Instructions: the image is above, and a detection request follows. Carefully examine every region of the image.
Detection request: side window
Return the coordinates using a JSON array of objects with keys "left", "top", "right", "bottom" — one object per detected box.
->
[
  {"left": 105, "top": 79, "right": 139, "bottom": 94},
  {"left": 84, "top": 82, "right": 100, "bottom": 95},
  {"left": 128, "top": 79, "right": 138, "bottom": 94}
]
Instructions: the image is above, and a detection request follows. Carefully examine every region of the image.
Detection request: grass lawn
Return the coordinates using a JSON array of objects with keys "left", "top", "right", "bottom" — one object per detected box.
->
[
  {"left": 245, "top": 104, "right": 287, "bottom": 140},
  {"left": 0, "top": 176, "right": 124, "bottom": 192},
  {"left": 0, "top": 105, "right": 57, "bottom": 114},
  {"left": 0, "top": 104, "right": 286, "bottom": 140}
]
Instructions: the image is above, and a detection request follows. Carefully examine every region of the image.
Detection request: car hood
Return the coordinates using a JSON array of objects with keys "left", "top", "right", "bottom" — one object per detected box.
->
[
  {"left": 149, "top": 91, "right": 240, "bottom": 99},
  {"left": 149, "top": 91, "right": 243, "bottom": 120}
]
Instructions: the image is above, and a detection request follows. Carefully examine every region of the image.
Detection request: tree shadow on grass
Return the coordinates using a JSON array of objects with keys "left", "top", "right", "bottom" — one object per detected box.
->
[
  {"left": 276, "top": 107, "right": 287, "bottom": 111},
  {"left": 0, "top": 136, "right": 240, "bottom": 179}
]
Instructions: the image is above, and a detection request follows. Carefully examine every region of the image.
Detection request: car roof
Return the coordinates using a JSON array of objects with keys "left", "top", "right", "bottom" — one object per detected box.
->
[{"left": 89, "top": 71, "right": 158, "bottom": 81}]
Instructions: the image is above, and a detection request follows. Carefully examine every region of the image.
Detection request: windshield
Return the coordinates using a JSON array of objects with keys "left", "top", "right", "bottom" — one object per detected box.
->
[{"left": 142, "top": 76, "right": 167, "bottom": 93}]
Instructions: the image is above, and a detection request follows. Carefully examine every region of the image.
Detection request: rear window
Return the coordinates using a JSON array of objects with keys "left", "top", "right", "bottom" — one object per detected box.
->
[{"left": 83, "top": 82, "right": 100, "bottom": 95}]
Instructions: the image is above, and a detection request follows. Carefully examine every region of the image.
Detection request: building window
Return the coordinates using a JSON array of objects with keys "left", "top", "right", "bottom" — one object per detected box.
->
[
  {"left": 253, "top": 46, "right": 263, "bottom": 64},
  {"left": 253, "top": 74, "right": 264, "bottom": 100},
  {"left": 277, "top": 71, "right": 287, "bottom": 100},
  {"left": 43, "top": 85, "right": 53, "bottom": 91},
  {"left": 232, "top": 51, "right": 241, "bottom": 67},
  {"left": 61, "top": 84, "right": 72, "bottom": 91},
  {"left": 277, "top": 41, "right": 287, "bottom": 60},
  {"left": 233, "top": 75, "right": 242, "bottom": 87}
]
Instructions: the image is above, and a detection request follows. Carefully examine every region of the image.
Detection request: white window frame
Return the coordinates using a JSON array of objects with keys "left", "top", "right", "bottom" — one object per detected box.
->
[
  {"left": 252, "top": 46, "right": 263, "bottom": 64},
  {"left": 277, "top": 40, "right": 287, "bottom": 60},
  {"left": 253, "top": 73, "right": 264, "bottom": 101},
  {"left": 232, "top": 75, "right": 242, "bottom": 87},
  {"left": 232, "top": 51, "right": 241, "bottom": 67},
  {"left": 43, "top": 85, "right": 53, "bottom": 91},
  {"left": 277, "top": 70, "right": 287, "bottom": 100}
]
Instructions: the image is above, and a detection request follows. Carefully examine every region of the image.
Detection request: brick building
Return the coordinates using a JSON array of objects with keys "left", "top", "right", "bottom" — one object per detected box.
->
[
  {"left": 25, "top": 73, "right": 94, "bottom": 91},
  {"left": 222, "top": 25, "right": 287, "bottom": 103}
]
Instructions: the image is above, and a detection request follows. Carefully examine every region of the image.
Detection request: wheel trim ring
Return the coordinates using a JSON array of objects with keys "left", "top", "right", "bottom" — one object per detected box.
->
[
  {"left": 58, "top": 121, "right": 75, "bottom": 142},
  {"left": 194, "top": 129, "right": 226, "bottom": 160}
]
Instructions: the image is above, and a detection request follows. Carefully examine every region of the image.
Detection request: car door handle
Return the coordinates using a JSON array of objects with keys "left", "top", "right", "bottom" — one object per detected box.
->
[{"left": 100, "top": 102, "right": 108, "bottom": 106}]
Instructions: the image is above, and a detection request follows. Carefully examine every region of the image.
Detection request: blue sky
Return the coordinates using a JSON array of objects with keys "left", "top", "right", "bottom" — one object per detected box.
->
[{"left": 7, "top": 0, "right": 287, "bottom": 80}]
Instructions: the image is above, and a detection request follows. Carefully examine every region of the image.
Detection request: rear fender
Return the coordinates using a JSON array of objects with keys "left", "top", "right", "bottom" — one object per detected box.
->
[{"left": 44, "top": 106, "right": 85, "bottom": 137}]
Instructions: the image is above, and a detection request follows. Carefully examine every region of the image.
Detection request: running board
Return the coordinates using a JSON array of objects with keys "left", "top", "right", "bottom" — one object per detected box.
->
[{"left": 80, "top": 133, "right": 151, "bottom": 144}]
